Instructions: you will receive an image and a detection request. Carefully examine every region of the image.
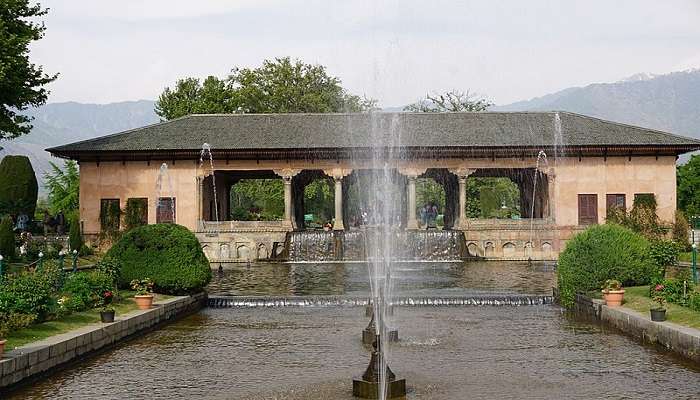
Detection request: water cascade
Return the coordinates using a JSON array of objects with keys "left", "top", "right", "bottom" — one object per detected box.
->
[
  {"left": 200, "top": 143, "right": 219, "bottom": 223},
  {"left": 155, "top": 163, "right": 176, "bottom": 222}
]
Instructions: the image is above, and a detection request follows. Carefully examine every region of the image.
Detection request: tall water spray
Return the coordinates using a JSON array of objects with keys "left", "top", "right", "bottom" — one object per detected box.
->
[
  {"left": 155, "top": 163, "right": 176, "bottom": 222},
  {"left": 200, "top": 143, "right": 220, "bottom": 223}
]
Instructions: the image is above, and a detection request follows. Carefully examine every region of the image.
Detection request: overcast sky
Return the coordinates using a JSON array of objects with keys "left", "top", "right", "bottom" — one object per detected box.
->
[{"left": 32, "top": 0, "right": 700, "bottom": 107}]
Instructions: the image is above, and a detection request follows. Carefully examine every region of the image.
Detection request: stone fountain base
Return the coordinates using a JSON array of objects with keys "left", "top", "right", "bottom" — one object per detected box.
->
[
  {"left": 363, "top": 327, "right": 398, "bottom": 344},
  {"left": 352, "top": 377, "right": 406, "bottom": 399}
]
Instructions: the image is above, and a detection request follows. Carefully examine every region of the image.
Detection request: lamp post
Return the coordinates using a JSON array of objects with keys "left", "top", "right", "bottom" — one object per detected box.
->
[
  {"left": 37, "top": 251, "right": 44, "bottom": 271},
  {"left": 693, "top": 243, "right": 698, "bottom": 284},
  {"left": 0, "top": 254, "right": 4, "bottom": 281},
  {"left": 72, "top": 249, "right": 78, "bottom": 273}
]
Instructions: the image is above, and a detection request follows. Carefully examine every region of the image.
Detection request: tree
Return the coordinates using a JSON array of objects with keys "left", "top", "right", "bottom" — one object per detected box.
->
[
  {"left": 68, "top": 215, "right": 83, "bottom": 254},
  {"left": 156, "top": 57, "right": 376, "bottom": 120},
  {"left": 0, "top": 1, "right": 57, "bottom": 139},
  {"left": 677, "top": 154, "right": 700, "bottom": 217},
  {"left": 44, "top": 160, "right": 79, "bottom": 220},
  {"left": 404, "top": 90, "right": 492, "bottom": 113},
  {"left": 0, "top": 155, "right": 38, "bottom": 218},
  {"left": 0, "top": 215, "right": 15, "bottom": 259}
]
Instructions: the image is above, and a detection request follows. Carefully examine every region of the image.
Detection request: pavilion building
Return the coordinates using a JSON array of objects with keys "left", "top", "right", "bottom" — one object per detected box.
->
[{"left": 47, "top": 112, "right": 700, "bottom": 261}]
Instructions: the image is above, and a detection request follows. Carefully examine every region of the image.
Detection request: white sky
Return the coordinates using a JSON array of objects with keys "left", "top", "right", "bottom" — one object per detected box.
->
[{"left": 31, "top": 0, "right": 700, "bottom": 107}]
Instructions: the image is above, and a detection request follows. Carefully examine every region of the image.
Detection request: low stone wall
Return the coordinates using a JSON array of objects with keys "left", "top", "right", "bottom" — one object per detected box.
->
[
  {"left": 0, "top": 293, "right": 207, "bottom": 391},
  {"left": 574, "top": 294, "right": 700, "bottom": 364}
]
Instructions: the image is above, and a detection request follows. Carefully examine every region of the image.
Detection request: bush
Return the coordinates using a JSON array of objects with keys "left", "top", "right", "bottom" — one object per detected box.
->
[
  {"left": 0, "top": 155, "right": 38, "bottom": 218},
  {"left": 557, "top": 224, "right": 658, "bottom": 307},
  {"left": 650, "top": 278, "right": 692, "bottom": 306},
  {"left": 0, "top": 312, "right": 36, "bottom": 338},
  {"left": 69, "top": 216, "right": 84, "bottom": 254},
  {"left": 648, "top": 240, "right": 680, "bottom": 270},
  {"left": 61, "top": 270, "right": 115, "bottom": 312},
  {"left": 0, "top": 263, "right": 61, "bottom": 320},
  {"left": 105, "top": 224, "right": 211, "bottom": 294},
  {"left": 673, "top": 212, "right": 691, "bottom": 252},
  {"left": 0, "top": 215, "right": 15, "bottom": 260}
]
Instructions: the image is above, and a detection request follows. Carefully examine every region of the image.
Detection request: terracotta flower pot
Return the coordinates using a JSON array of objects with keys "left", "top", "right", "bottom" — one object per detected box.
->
[
  {"left": 134, "top": 294, "right": 154, "bottom": 310},
  {"left": 602, "top": 289, "right": 625, "bottom": 307},
  {"left": 0, "top": 339, "right": 6, "bottom": 359}
]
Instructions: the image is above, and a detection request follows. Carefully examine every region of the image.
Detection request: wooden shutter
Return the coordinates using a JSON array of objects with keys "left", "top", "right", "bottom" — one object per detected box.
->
[
  {"left": 606, "top": 194, "right": 625, "bottom": 213},
  {"left": 578, "top": 194, "right": 598, "bottom": 225}
]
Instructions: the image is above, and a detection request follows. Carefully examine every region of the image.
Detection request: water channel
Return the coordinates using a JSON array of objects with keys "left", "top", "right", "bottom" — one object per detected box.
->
[{"left": 9, "top": 261, "right": 700, "bottom": 399}]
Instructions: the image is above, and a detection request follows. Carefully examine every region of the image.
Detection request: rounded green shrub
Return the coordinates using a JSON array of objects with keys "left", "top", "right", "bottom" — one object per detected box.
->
[
  {"left": 557, "top": 224, "right": 657, "bottom": 307},
  {"left": 61, "top": 270, "right": 115, "bottom": 312},
  {"left": 105, "top": 223, "right": 211, "bottom": 294},
  {"left": 0, "top": 155, "right": 38, "bottom": 218},
  {"left": 0, "top": 261, "right": 62, "bottom": 320}
]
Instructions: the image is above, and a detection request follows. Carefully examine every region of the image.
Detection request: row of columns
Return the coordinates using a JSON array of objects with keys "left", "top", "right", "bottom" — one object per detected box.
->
[{"left": 242, "top": 166, "right": 555, "bottom": 231}]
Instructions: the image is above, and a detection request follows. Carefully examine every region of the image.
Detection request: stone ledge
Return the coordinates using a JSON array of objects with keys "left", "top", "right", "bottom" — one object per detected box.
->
[
  {"left": 573, "top": 293, "right": 700, "bottom": 364},
  {"left": 0, "top": 292, "right": 207, "bottom": 392}
]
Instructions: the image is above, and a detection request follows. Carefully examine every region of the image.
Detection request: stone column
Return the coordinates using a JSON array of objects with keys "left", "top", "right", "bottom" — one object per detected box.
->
[
  {"left": 545, "top": 172, "right": 555, "bottom": 220},
  {"left": 398, "top": 167, "right": 427, "bottom": 230},
  {"left": 449, "top": 168, "right": 476, "bottom": 230},
  {"left": 324, "top": 168, "right": 353, "bottom": 231},
  {"left": 274, "top": 169, "right": 301, "bottom": 228}
]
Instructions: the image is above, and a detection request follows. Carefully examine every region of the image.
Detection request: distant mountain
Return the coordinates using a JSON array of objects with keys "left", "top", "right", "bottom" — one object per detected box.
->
[
  {"left": 0, "top": 100, "right": 158, "bottom": 192},
  {"left": 495, "top": 69, "right": 700, "bottom": 144}
]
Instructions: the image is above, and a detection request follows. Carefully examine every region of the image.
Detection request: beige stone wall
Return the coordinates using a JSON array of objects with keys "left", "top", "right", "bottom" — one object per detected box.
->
[
  {"left": 79, "top": 160, "right": 200, "bottom": 234},
  {"left": 553, "top": 156, "right": 677, "bottom": 226}
]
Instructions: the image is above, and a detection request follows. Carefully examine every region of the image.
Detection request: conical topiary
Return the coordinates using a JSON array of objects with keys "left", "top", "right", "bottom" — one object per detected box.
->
[
  {"left": 69, "top": 216, "right": 84, "bottom": 255},
  {"left": 0, "top": 155, "right": 38, "bottom": 218}
]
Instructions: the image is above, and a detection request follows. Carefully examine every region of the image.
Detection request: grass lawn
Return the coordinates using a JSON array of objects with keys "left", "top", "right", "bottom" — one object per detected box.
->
[
  {"left": 679, "top": 252, "right": 692, "bottom": 263},
  {"left": 3, "top": 291, "right": 173, "bottom": 350},
  {"left": 621, "top": 286, "right": 700, "bottom": 330}
]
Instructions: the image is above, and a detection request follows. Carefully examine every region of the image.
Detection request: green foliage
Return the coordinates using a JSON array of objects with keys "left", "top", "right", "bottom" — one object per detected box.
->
[
  {"left": 648, "top": 240, "right": 680, "bottom": 270},
  {"left": 96, "top": 258, "right": 121, "bottom": 283},
  {"left": 106, "top": 224, "right": 211, "bottom": 294},
  {"left": 467, "top": 177, "right": 520, "bottom": 218},
  {"left": 557, "top": 224, "right": 657, "bottom": 307},
  {"left": 68, "top": 216, "right": 84, "bottom": 254},
  {"left": 304, "top": 179, "right": 334, "bottom": 224},
  {"left": 61, "top": 271, "right": 115, "bottom": 312},
  {"left": 0, "top": 155, "right": 39, "bottom": 218},
  {"left": 230, "top": 179, "right": 284, "bottom": 220},
  {"left": 606, "top": 194, "right": 666, "bottom": 239},
  {"left": 677, "top": 154, "right": 700, "bottom": 217},
  {"left": 44, "top": 160, "right": 79, "bottom": 218},
  {"left": 156, "top": 57, "right": 376, "bottom": 120},
  {"left": 0, "top": 215, "right": 15, "bottom": 260},
  {"left": 416, "top": 178, "right": 445, "bottom": 211},
  {"left": 404, "top": 90, "right": 492, "bottom": 112},
  {"left": 123, "top": 198, "right": 148, "bottom": 231},
  {"left": 99, "top": 199, "right": 121, "bottom": 232},
  {"left": 0, "top": 1, "right": 57, "bottom": 139},
  {"left": 650, "top": 278, "right": 693, "bottom": 306},
  {"left": 0, "top": 312, "right": 36, "bottom": 339},
  {"left": 0, "top": 261, "right": 61, "bottom": 320},
  {"left": 672, "top": 211, "right": 691, "bottom": 251}
]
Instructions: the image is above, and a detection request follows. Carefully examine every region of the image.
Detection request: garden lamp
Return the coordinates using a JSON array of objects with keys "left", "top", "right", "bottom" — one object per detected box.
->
[
  {"left": 38, "top": 251, "right": 44, "bottom": 271},
  {"left": 0, "top": 254, "right": 4, "bottom": 280},
  {"left": 692, "top": 243, "right": 698, "bottom": 284},
  {"left": 72, "top": 249, "right": 78, "bottom": 273}
]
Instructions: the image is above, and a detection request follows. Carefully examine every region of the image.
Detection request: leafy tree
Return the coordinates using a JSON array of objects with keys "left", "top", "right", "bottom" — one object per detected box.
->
[
  {"left": 0, "top": 1, "right": 57, "bottom": 139},
  {"left": 44, "top": 160, "right": 79, "bottom": 219},
  {"left": 404, "top": 90, "right": 492, "bottom": 113},
  {"left": 156, "top": 57, "right": 376, "bottom": 120},
  {"left": 677, "top": 154, "right": 700, "bottom": 217},
  {"left": 68, "top": 215, "right": 83, "bottom": 255},
  {"left": 0, "top": 155, "right": 38, "bottom": 218},
  {"left": 0, "top": 215, "right": 15, "bottom": 260}
]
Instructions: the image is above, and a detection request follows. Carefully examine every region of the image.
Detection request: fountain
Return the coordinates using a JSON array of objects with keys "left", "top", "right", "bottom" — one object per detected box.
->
[
  {"left": 155, "top": 163, "right": 176, "bottom": 222},
  {"left": 353, "top": 335, "right": 406, "bottom": 399},
  {"left": 200, "top": 143, "right": 219, "bottom": 223}
]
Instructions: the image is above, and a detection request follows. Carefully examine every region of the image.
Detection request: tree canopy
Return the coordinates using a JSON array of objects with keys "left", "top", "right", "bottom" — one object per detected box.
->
[
  {"left": 44, "top": 160, "right": 79, "bottom": 219},
  {"left": 404, "top": 90, "right": 492, "bottom": 113},
  {"left": 677, "top": 154, "right": 700, "bottom": 217},
  {"left": 0, "top": 1, "right": 57, "bottom": 139},
  {"left": 156, "top": 57, "right": 376, "bottom": 120}
]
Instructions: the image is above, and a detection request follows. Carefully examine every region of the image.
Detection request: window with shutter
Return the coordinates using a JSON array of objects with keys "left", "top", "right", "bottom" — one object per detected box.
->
[
  {"left": 156, "top": 197, "right": 176, "bottom": 223},
  {"left": 606, "top": 194, "right": 625, "bottom": 217},
  {"left": 578, "top": 194, "right": 598, "bottom": 225}
]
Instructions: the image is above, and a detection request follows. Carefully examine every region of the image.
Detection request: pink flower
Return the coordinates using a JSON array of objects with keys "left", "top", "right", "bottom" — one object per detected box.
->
[{"left": 654, "top": 284, "right": 664, "bottom": 292}]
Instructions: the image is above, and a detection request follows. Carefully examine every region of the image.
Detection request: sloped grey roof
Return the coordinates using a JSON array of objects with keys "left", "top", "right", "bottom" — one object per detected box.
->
[{"left": 47, "top": 111, "right": 700, "bottom": 159}]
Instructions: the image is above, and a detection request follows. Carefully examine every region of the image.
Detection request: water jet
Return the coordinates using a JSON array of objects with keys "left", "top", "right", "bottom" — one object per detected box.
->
[{"left": 353, "top": 335, "right": 406, "bottom": 399}]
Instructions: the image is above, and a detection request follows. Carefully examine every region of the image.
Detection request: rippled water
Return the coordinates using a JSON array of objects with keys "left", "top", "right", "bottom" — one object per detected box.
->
[
  {"left": 10, "top": 307, "right": 700, "bottom": 399},
  {"left": 206, "top": 261, "right": 558, "bottom": 296},
  {"left": 6, "top": 261, "right": 700, "bottom": 399}
]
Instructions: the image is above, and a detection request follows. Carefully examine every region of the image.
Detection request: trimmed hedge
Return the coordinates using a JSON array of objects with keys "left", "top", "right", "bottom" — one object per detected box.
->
[
  {"left": 558, "top": 224, "right": 658, "bottom": 307},
  {"left": 0, "top": 155, "right": 38, "bottom": 218},
  {"left": 105, "top": 223, "right": 211, "bottom": 294}
]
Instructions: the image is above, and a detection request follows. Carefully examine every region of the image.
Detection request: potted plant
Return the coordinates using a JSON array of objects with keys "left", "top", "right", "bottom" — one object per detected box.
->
[
  {"left": 100, "top": 290, "right": 115, "bottom": 323},
  {"left": 131, "top": 278, "right": 155, "bottom": 310},
  {"left": 650, "top": 284, "right": 667, "bottom": 322},
  {"left": 602, "top": 279, "right": 625, "bottom": 307}
]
